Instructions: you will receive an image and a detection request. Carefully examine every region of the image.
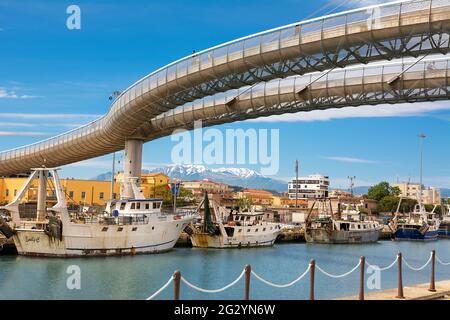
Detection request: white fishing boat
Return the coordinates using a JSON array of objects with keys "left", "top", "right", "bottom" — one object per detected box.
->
[
  {"left": 0, "top": 167, "right": 194, "bottom": 257},
  {"left": 188, "top": 193, "right": 281, "bottom": 248}
]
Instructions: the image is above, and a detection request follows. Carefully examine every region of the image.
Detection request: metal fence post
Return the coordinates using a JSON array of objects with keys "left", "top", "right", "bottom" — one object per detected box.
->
[
  {"left": 396, "top": 252, "right": 404, "bottom": 299},
  {"left": 359, "top": 256, "right": 365, "bottom": 300},
  {"left": 309, "top": 259, "right": 315, "bottom": 301},
  {"left": 173, "top": 270, "right": 181, "bottom": 300},
  {"left": 244, "top": 265, "right": 251, "bottom": 300},
  {"left": 429, "top": 250, "right": 436, "bottom": 292}
]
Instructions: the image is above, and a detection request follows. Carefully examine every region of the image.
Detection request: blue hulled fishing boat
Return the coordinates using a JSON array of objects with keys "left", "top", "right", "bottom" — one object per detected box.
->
[{"left": 392, "top": 203, "right": 440, "bottom": 241}]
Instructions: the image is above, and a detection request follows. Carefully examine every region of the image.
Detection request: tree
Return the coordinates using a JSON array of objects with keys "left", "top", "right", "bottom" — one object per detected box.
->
[
  {"left": 425, "top": 204, "right": 441, "bottom": 215},
  {"left": 367, "top": 182, "right": 400, "bottom": 201},
  {"left": 378, "top": 196, "right": 417, "bottom": 213},
  {"left": 153, "top": 185, "right": 195, "bottom": 207},
  {"left": 237, "top": 196, "right": 253, "bottom": 210}
]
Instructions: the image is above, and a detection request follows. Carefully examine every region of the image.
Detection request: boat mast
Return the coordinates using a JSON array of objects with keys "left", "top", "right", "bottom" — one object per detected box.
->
[
  {"left": 110, "top": 152, "right": 115, "bottom": 200},
  {"left": 418, "top": 133, "right": 426, "bottom": 211},
  {"left": 295, "top": 159, "right": 299, "bottom": 209}
]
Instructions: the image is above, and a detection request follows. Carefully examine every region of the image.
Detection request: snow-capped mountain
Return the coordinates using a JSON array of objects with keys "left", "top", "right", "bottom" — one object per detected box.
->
[
  {"left": 93, "top": 164, "right": 287, "bottom": 192},
  {"left": 149, "top": 164, "right": 286, "bottom": 192}
]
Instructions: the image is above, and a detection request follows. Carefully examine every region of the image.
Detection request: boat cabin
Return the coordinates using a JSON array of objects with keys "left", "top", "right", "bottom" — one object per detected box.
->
[
  {"left": 228, "top": 212, "right": 264, "bottom": 226},
  {"left": 105, "top": 199, "right": 163, "bottom": 216}
]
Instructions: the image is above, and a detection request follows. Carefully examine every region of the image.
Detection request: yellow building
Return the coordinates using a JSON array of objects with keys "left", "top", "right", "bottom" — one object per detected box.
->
[{"left": 0, "top": 172, "right": 170, "bottom": 207}]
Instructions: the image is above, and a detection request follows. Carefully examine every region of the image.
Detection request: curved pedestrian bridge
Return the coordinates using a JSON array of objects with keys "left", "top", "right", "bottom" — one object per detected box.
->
[{"left": 0, "top": 0, "right": 449, "bottom": 175}]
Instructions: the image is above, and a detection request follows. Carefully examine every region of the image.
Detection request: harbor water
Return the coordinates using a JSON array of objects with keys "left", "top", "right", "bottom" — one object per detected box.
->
[{"left": 1, "top": 240, "right": 449, "bottom": 300}]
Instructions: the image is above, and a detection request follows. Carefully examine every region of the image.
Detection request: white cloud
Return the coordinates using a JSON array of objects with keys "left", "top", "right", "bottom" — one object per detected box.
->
[
  {"left": 0, "top": 122, "right": 35, "bottom": 127},
  {"left": 0, "top": 113, "right": 101, "bottom": 119},
  {"left": 247, "top": 101, "right": 450, "bottom": 123},
  {"left": 0, "top": 122, "right": 86, "bottom": 128},
  {"left": 0, "top": 131, "right": 47, "bottom": 137},
  {"left": 0, "top": 87, "right": 39, "bottom": 99},
  {"left": 323, "top": 156, "right": 378, "bottom": 164}
]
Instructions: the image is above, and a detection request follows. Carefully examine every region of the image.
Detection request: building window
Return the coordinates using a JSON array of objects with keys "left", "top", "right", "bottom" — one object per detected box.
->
[
  {"left": 14, "top": 189, "right": 17, "bottom": 196},
  {"left": 81, "top": 192, "right": 86, "bottom": 199},
  {"left": 99, "top": 192, "right": 104, "bottom": 200},
  {"left": 69, "top": 191, "right": 74, "bottom": 198},
  {"left": 5, "top": 189, "right": 9, "bottom": 197}
]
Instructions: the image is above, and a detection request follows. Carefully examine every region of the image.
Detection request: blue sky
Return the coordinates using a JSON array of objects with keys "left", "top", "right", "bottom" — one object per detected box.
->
[{"left": 0, "top": 0, "right": 449, "bottom": 188}]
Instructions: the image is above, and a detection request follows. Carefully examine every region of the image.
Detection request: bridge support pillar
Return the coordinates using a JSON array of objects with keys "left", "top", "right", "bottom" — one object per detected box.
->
[
  {"left": 36, "top": 170, "right": 47, "bottom": 221},
  {"left": 122, "top": 139, "right": 143, "bottom": 199}
]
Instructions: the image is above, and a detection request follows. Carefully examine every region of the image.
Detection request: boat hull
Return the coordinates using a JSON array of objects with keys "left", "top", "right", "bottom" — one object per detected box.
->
[
  {"left": 394, "top": 228, "right": 439, "bottom": 241},
  {"left": 12, "top": 218, "right": 191, "bottom": 257},
  {"left": 190, "top": 231, "right": 279, "bottom": 249},
  {"left": 305, "top": 228, "right": 380, "bottom": 244}
]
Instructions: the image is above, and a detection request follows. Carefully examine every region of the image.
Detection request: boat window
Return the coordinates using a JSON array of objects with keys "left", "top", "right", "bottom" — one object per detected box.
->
[
  {"left": 132, "top": 227, "right": 137, "bottom": 231},
  {"left": 255, "top": 229, "right": 258, "bottom": 232},
  {"left": 101, "top": 227, "right": 108, "bottom": 232},
  {"left": 153, "top": 203, "right": 157, "bottom": 209},
  {"left": 238, "top": 228, "right": 242, "bottom": 233},
  {"left": 131, "top": 203, "right": 136, "bottom": 209},
  {"left": 117, "top": 227, "right": 123, "bottom": 232},
  {"left": 120, "top": 202, "right": 126, "bottom": 210},
  {"left": 263, "top": 228, "right": 266, "bottom": 231},
  {"left": 247, "top": 229, "right": 250, "bottom": 232},
  {"left": 145, "top": 203, "right": 150, "bottom": 210},
  {"left": 136, "top": 203, "right": 141, "bottom": 210},
  {"left": 225, "top": 227, "right": 234, "bottom": 237},
  {"left": 358, "top": 225, "right": 361, "bottom": 229}
]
